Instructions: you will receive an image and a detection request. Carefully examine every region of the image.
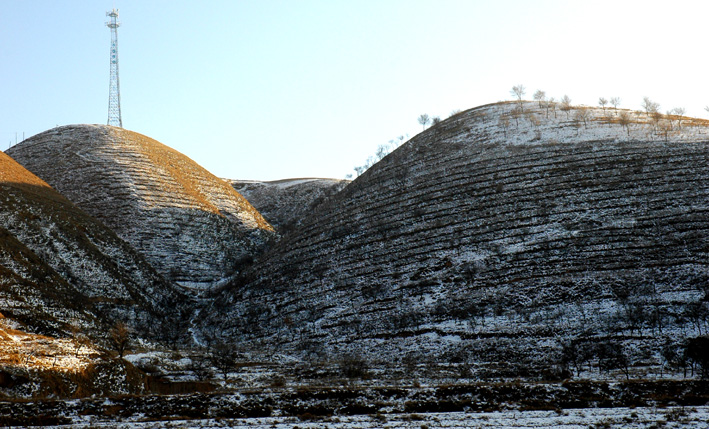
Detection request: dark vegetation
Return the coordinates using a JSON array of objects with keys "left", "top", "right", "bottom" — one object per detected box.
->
[{"left": 0, "top": 379, "right": 707, "bottom": 426}]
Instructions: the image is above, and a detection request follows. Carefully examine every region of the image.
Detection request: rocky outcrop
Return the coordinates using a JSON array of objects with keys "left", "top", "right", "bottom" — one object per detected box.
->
[
  {"left": 228, "top": 178, "right": 349, "bottom": 231},
  {"left": 0, "top": 151, "right": 186, "bottom": 339},
  {"left": 203, "top": 102, "right": 709, "bottom": 375},
  {"left": 8, "top": 125, "right": 275, "bottom": 286}
]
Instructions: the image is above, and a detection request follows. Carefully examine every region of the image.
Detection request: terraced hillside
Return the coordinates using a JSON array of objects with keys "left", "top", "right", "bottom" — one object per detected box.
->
[
  {"left": 0, "top": 151, "right": 186, "bottom": 342},
  {"left": 204, "top": 102, "right": 709, "bottom": 377},
  {"left": 7, "top": 125, "right": 275, "bottom": 286},
  {"left": 228, "top": 178, "right": 349, "bottom": 231}
]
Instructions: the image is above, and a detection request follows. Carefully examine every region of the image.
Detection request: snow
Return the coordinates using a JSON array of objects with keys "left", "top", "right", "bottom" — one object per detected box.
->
[{"left": 44, "top": 407, "right": 709, "bottom": 428}]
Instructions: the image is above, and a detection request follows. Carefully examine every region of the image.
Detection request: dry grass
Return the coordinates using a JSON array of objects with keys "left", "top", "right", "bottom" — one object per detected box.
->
[
  {"left": 0, "top": 320, "right": 98, "bottom": 374},
  {"left": 0, "top": 152, "right": 50, "bottom": 187},
  {"left": 0, "top": 151, "right": 81, "bottom": 209},
  {"left": 112, "top": 128, "right": 272, "bottom": 230}
]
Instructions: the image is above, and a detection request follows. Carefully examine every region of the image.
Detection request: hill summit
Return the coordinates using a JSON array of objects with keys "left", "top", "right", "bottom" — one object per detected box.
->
[{"left": 8, "top": 125, "right": 275, "bottom": 286}]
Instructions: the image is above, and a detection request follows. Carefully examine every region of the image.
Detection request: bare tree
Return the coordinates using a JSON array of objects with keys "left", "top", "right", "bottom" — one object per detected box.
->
[
  {"left": 393, "top": 134, "right": 407, "bottom": 149},
  {"left": 651, "top": 110, "right": 664, "bottom": 134},
  {"left": 610, "top": 97, "right": 621, "bottom": 111},
  {"left": 598, "top": 97, "right": 608, "bottom": 112},
  {"left": 71, "top": 323, "right": 91, "bottom": 357},
  {"left": 659, "top": 119, "right": 673, "bottom": 142},
  {"left": 526, "top": 111, "right": 540, "bottom": 129},
  {"left": 618, "top": 110, "right": 632, "bottom": 136},
  {"left": 533, "top": 89, "right": 546, "bottom": 107},
  {"left": 671, "top": 107, "right": 686, "bottom": 129},
  {"left": 511, "top": 106, "right": 522, "bottom": 128},
  {"left": 686, "top": 336, "right": 709, "bottom": 379},
  {"left": 374, "top": 144, "right": 388, "bottom": 162},
  {"left": 511, "top": 84, "right": 526, "bottom": 110},
  {"left": 498, "top": 116, "right": 510, "bottom": 136},
  {"left": 417, "top": 114, "right": 431, "bottom": 130},
  {"left": 188, "top": 351, "right": 214, "bottom": 381},
  {"left": 547, "top": 97, "right": 557, "bottom": 118},
  {"left": 574, "top": 108, "right": 590, "bottom": 129},
  {"left": 110, "top": 322, "right": 131, "bottom": 359},
  {"left": 560, "top": 95, "right": 572, "bottom": 118},
  {"left": 431, "top": 116, "right": 441, "bottom": 125},
  {"left": 642, "top": 96, "right": 660, "bottom": 116},
  {"left": 210, "top": 341, "right": 241, "bottom": 381},
  {"left": 705, "top": 106, "right": 709, "bottom": 115},
  {"left": 596, "top": 340, "right": 630, "bottom": 380},
  {"left": 572, "top": 111, "right": 583, "bottom": 135}
]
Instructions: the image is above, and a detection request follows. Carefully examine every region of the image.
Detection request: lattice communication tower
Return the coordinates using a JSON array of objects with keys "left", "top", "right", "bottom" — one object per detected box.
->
[{"left": 106, "top": 9, "right": 122, "bottom": 127}]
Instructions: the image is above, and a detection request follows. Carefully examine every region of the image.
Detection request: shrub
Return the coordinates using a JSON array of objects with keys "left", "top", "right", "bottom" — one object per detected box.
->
[{"left": 340, "top": 354, "right": 369, "bottom": 379}]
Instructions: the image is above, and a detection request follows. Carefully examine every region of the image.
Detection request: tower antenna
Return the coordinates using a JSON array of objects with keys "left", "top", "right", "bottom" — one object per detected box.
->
[{"left": 106, "top": 9, "right": 122, "bottom": 127}]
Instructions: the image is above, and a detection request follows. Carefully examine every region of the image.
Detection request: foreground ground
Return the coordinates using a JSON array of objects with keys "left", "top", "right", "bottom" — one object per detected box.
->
[
  {"left": 37, "top": 406, "right": 709, "bottom": 428},
  {"left": 1, "top": 378, "right": 707, "bottom": 428}
]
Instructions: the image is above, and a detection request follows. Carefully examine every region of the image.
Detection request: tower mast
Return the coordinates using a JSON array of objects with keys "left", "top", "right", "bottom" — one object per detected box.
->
[{"left": 106, "top": 9, "right": 122, "bottom": 127}]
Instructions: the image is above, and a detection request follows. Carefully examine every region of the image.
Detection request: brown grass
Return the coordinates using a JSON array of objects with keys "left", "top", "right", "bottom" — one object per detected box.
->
[
  {"left": 112, "top": 128, "right": 272, "bottom": 230},
  {"left": 0, "top": 152, "right": 51, "bottom": 187}
]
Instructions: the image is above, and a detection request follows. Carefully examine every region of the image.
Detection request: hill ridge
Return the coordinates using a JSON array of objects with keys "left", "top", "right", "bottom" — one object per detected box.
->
[{"left": 200, "top": 101, "right": 709, "bottom": 377}]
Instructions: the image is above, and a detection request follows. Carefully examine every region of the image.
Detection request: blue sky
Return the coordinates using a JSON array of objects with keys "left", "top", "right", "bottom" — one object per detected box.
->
[{"left": 2, "top": 0, "right": 708, "bottom": 180}]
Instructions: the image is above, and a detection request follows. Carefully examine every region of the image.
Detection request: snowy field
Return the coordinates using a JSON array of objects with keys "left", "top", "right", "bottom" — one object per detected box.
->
[{"left": 52, "top": 406, "right": 709, "bottom": 428}]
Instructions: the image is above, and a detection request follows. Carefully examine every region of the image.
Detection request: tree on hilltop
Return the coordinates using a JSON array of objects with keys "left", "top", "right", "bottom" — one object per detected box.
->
[
  {"left": 642, "top": 96, "right": 660, "bottom": 117},
  {"left": 510, "top": 84, "right": 526, "bottom": 110},
  {"left": 560, "top": 95, "right": 572, "bottom": 118},
  {"left": 598, "top": 97, "right": 608, "bottom": 112},
  {"left": 610, "top": 97, "right": 621, "bottom": 111},
  {"left": 533, "top": 89, "right": 546, "bottom": 107},
  {"left": 418, "top": 114, "right": 431, "bottom": 130}
]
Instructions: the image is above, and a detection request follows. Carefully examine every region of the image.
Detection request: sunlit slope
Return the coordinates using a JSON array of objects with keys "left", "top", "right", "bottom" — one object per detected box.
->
[
  {"left": 8, "top": 125, "right": 275, "bottom": 285},
  {"left": 204, "top": 102, "right": 709, "bottom": 375}
]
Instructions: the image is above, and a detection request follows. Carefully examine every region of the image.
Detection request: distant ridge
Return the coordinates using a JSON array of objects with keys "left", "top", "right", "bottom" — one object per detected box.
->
[
  {"left": 228, "top": 177, "right": 349, "bottom": 231},
  {"left": 8, "top": 125, "right": 275, "bottom": 285}
]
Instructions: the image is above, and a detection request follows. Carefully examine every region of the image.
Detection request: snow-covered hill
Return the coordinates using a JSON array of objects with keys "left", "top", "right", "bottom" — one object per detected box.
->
[
  {"left": 7, "top": 125, "right": 275, "bottom": 286},
  {"left": 202, "top": 102, "right": 709, "bottom": 377},
  {"left": 227, "top": 178, "right": 349, "bottom": 231}
]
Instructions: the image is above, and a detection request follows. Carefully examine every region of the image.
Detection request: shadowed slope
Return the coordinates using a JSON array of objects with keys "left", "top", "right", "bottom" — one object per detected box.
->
[
  {"left": 204, "top": 102, "right": 709, "bottom": 376},
  {"left": 228, "top": 178, "right": 350, "bottom": 231},
  {"left": 0, "top": 151, "right": 187, "bottom": 340},
  {"left": 8, "top": 125, "right": 275, "bottom": 285}
]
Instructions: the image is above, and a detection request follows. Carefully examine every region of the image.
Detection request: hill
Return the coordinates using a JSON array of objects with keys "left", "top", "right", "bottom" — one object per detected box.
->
[
  {"left": 202, "top": 102, "right": 709, "bottom": 378},
  {"left": 227, "top": 178, "right": 349, "bottom": 231},
  {"left": 0, "top": 150, "right": 187, "bottom": 335},
  {"left": 7, "top": 125, "right": 275, "bottom": 286}
]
